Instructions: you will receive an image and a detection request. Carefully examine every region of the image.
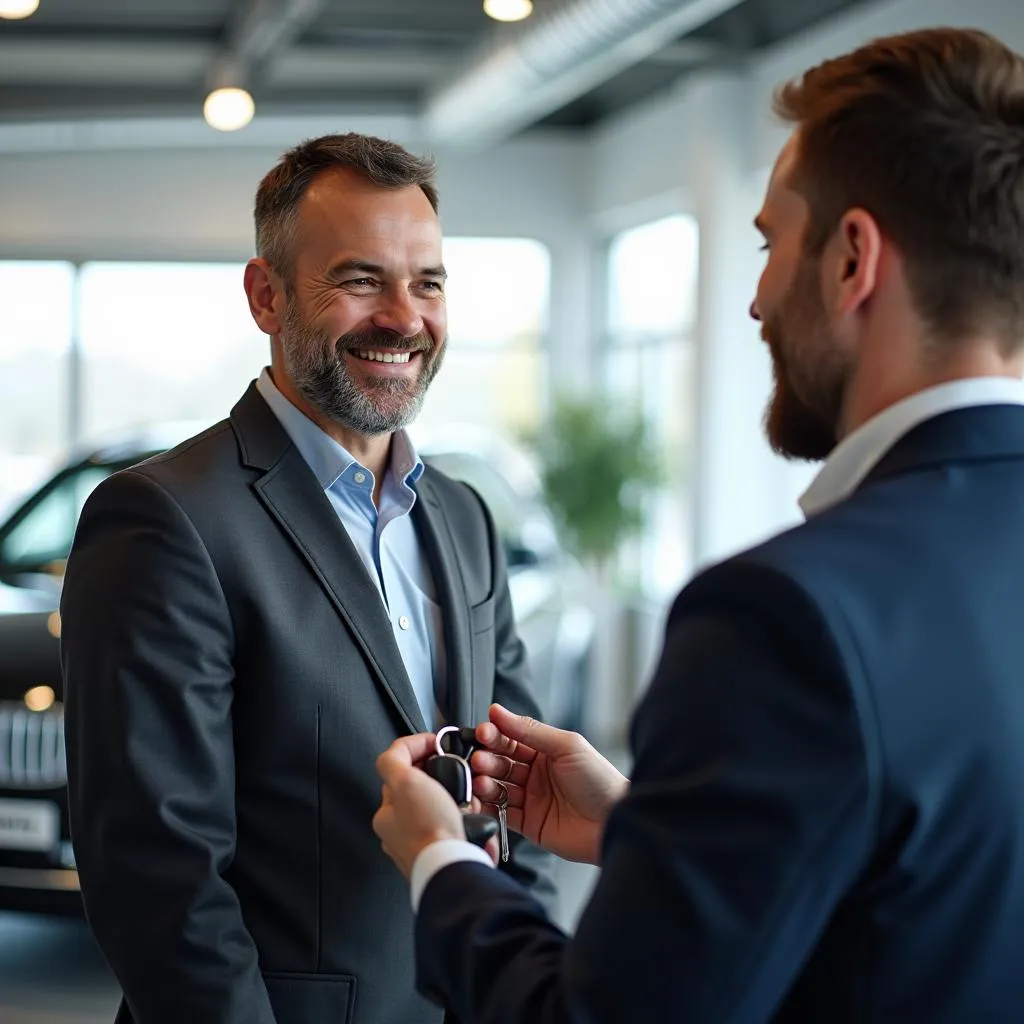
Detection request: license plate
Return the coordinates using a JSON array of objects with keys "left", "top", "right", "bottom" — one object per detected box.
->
[{"left": 0, "top": 798, "right": 60, "bottom": 851}]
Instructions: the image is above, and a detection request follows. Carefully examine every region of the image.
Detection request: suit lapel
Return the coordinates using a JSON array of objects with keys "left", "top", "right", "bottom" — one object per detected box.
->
[
  {"left": 414, "top": 472, "right": 474, "bottom": 729},
  {"left": 230, "top": 383, "right": 427, "bottom": 734}
]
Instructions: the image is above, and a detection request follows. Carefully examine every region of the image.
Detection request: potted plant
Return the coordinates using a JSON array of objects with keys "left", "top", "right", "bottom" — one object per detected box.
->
[{"left": 523, "top": 395, "right": 662, "bottom": 739}]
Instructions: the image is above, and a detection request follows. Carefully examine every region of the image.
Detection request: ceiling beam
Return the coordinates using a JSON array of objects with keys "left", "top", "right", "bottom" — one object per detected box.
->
[
  {"left": 0, "top": 39, "right": 449, "bottom": 90},
  {"left": 423, "top": 0, "right": 749, "bottom": 149},
  {"left": 207, "top": 0, "right": 328, "bottom": 91}
]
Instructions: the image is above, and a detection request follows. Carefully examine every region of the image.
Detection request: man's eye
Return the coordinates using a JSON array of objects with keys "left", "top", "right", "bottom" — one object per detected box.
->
[
  {"left": 420, "top": 281, "right": 444, "bottom": 291},
  {"left": 344, "top": 278, "right": 375, "bottom": 287}
]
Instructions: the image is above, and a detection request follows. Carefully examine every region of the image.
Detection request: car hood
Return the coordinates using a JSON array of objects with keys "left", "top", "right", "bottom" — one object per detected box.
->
[{"left": 0, "top": 580, "right": 56, "bottom": 614}]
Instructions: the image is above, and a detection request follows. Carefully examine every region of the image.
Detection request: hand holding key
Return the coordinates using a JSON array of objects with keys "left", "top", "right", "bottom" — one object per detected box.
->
[
  {"left": 470, "top": 704, "right": 630, "bottom": 866},
  {"left": 374, "top": 732, "right": 497, "bottom": 880}
]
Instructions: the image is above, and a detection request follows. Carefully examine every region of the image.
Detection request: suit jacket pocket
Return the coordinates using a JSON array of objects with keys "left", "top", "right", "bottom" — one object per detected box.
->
[
  {"left": 263, "top": 971, "right": 356, "bottom": 1024},
  {"left": 469, "top": 595, "right": 495, "bottom": 634}
]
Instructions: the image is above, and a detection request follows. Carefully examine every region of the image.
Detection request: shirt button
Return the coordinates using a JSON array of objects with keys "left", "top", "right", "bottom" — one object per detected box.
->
[
  {"left": 398, "top": 615, "right": 410, "bottom": 630},
  {"left": 353, "top": 471, "right": 366, "bottom": 484}
]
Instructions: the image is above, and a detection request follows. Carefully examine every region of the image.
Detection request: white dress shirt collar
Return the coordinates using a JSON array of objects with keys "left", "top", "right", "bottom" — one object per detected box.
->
[{"left": 799, "top": 376, "right": 1024, "bottom": 518}]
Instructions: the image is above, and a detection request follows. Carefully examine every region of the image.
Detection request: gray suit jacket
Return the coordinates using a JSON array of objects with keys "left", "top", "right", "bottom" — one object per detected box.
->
[{"left": 61, "top": 382, "right": 555, "bottom": 1024}]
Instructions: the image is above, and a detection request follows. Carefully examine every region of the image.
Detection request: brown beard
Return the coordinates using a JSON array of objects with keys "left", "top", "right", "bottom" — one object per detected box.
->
[{"left": 762, "top": 253, "right": 849, "bottom": 461}]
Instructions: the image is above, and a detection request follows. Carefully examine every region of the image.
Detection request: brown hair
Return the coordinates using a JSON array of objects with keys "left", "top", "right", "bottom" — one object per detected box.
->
[
  {"left": 775, "top": 28, "right": 1024, "bottom": 349},
  {"left": 254, "top": 132, "right": 439, "bottom": 280}
]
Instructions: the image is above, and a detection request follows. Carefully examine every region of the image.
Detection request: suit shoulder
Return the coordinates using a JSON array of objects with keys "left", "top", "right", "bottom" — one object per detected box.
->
[
  {"left": 676, "top": 511, "right": 875, "bottom": 647},
  {"left": 83, "top": 420, "right": 237, "bottom": 520},
  {"left": 120, "top": 420, "right": 238, "bottom": 492}
]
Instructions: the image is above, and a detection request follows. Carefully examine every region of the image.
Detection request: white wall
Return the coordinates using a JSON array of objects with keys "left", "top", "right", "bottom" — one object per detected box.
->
[{"left": 0, "top": 131, "right": 587, "bottom": 259}]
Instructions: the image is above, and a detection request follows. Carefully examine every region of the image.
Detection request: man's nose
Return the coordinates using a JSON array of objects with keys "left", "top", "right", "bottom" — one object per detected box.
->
[{"left": 372, "top": 290, "right": 424, "bottom": 338}]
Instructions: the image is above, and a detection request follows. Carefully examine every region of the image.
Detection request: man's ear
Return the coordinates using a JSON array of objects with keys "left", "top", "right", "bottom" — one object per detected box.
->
[
  {"left": 243, "top": 258, "right": 287, "bottom": 336},
  {"left": 832, "top": 208, "right": 882, "bottom": 316}
]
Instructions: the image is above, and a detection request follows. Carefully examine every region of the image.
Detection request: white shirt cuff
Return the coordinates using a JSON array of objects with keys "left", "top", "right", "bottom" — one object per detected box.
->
[{"left": 410, "top": 838, "right": 494, "bottom": 912}]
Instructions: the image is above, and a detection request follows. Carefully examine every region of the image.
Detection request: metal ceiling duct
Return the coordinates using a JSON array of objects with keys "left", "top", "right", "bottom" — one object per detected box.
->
[{"left": 422, "top": 0, "right": 748, "bottom": 149}]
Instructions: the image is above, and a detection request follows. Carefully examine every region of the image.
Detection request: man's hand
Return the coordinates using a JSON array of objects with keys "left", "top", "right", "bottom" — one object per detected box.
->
[
  {"left": 374, "top": 733, "right": 470, "bottom": 879},
  {"left": 471, "top": 704, "right": 630, "bottom": 866}
]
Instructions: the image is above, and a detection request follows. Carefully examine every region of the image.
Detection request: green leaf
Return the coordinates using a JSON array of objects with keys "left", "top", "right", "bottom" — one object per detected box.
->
[{"left": 521, "top": 395, "right": 663, "bottom": 566}]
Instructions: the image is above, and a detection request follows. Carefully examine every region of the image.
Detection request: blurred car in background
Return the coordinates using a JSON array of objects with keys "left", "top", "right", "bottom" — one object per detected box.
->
[{"left": 0, "top": 421, "right": 593, "bottom": 915}]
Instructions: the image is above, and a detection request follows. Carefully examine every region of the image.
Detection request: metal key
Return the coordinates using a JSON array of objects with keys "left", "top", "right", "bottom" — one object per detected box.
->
[{"left": 494, "top": 781, "right": 510, "bottom": 863}]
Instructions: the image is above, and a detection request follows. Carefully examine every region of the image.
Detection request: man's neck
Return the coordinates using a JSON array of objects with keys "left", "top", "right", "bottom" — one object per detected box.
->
[
  {"left": 839, "top": 335, "right": 1024, "bottom": 440},
  {"left": 268, "top": 366, "right": 392, "bottom": 494}
]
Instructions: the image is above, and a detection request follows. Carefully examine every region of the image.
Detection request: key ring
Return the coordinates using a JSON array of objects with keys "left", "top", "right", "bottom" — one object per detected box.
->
[
  {"left": 435, "top": 725, "right": 460, "bottom": 758},
  {"left": 433, "top": 725, "right": 472, "bottom": 805}
]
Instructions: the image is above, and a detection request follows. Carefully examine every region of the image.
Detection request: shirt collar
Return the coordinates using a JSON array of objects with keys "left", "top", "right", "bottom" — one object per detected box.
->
[
  {"left": 799, "top": 376, "right": 1024, "bottom": 518},
  {"left": 255, "top": 367, "right": 423, "bottom": 491}
]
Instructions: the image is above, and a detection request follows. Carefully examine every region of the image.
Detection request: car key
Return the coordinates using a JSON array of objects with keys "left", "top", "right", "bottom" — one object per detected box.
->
[
  {"left": 424, "top": 727, "right": 498, "bottom": 852},
  {"left": 423, "top": 728, "right": 472, "bottom": 806},
  {"left": 494, "top": 781, "right": 510, "bottom": 863}
]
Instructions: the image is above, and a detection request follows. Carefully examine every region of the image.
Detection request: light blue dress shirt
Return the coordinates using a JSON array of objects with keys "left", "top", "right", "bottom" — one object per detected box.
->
[{"left": 256, "top": 368, "right": 445, "bottom": 728}]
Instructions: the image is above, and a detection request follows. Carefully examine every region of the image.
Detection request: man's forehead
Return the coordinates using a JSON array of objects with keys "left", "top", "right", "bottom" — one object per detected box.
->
[{"left": 768, "top": 135, "right": 799, "bottom": 195}]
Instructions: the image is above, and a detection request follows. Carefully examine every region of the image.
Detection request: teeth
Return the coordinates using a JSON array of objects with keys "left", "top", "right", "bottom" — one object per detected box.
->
[{"left": 355, "top": 350, "right": 412, "bottom": 364}]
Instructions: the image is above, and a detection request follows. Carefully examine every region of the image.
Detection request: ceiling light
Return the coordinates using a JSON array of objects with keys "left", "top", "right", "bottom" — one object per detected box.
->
[
  {"left": 203, "top": 87, "right": 255, "bottom": 132},
  {"left": 483, "top": 0, "right": 533, "bottom": 23},
  {"left": 24, "top": 685, "right": 55, "bottom": 713},
  {"left": 0, "top": 0, "right": 40, "bottom": 18}
]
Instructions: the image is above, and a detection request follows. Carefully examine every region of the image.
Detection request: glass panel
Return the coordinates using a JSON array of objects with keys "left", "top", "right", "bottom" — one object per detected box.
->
[
  {"left": 0, "top": 261, "right": 74, "bottom": 516},
  {"left": 604, "top": 214, "right": 700, "bottom": 598},
  {"left": 78, "top": 262, "right": 263, "bottom": 440},
  {"left": 419, "top": 238, "right": 550, "bottom": 439},
  {"left": 607, "top": 215, "right": 699, "bottom": 337}
]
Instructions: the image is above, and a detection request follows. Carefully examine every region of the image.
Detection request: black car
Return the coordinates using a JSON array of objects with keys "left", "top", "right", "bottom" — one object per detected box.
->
[{"left": 0, "top": 424, "right": 593, "bottom": 914}]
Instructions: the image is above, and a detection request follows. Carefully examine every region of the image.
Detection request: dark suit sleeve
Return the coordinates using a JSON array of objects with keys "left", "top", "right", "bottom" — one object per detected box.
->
[
  {"left": 414, "top": 560, "right": 876, "bottom": 1024},
  {"left": 470, "top": 486, "right": 558, "bottom": 914},
  {"left": 61, "top": 469, "right": 277, "bottom": 1024}
]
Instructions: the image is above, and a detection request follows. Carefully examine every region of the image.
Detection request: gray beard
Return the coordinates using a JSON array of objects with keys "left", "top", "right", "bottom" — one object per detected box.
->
[{"left": 282, "top": 312, "right": 442, "bottom": 437}]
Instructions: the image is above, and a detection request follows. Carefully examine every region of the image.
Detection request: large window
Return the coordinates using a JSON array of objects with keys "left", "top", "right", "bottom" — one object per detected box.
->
[
  {"left": 0, "top": 262, "right": 74, "bottom": 515},
  {"left": 0, "top": 243, "right": 551, "bottom": 514},
  {"left": 419, "top": 237, "right": 550, "bottom": 438},
  {"left": 79, "top": 263, "right": 263, "bottom": 439},
  {"left": 603, "top": 214, "right": 699, "bottom": 597}
]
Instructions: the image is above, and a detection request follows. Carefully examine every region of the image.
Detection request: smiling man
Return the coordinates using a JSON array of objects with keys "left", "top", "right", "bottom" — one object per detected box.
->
[{"left": 60, "top": 133, "right": 553, "bottom": 1024}]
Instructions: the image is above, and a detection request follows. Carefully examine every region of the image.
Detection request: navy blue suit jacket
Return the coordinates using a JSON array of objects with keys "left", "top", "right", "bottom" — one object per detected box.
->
[{"left": 414, "top": 405, "right": 1024, "bottom": 1023}]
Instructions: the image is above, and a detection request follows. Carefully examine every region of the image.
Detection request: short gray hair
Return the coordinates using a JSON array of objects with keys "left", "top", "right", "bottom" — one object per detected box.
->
[{"left": 254, "top": 132, "right": 439, "bottom": 281}]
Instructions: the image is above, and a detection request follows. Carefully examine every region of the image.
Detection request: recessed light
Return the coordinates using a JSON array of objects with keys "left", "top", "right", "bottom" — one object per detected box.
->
[
  {"left": 484, "top": 0, "right": 533, "bottom": 23},
  {"left": 203, "top": 87, "right": 255, "bottom": 132}
]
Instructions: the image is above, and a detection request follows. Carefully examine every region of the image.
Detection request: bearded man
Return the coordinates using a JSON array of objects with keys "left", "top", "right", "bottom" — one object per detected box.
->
[
  {"left": 373, "top": 28, "right": 1024, "bottom": 1024},
  {"left": 61, "top": 133, "right": 554, "bottom": 1024}
]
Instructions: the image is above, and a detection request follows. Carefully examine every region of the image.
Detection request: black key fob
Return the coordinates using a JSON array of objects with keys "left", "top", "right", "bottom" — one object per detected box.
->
[
  {"left": 463, "top": 813, "right": 498, "bottom": 849},
  {"left": 438, "top": 726, "right": 480, "bottom": 759},
  {"left": 423, "top": 752, "right": 471, "bottom": 807}
]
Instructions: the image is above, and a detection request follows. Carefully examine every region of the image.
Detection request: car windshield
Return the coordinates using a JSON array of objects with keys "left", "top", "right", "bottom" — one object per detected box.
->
[{"left": 0, "top": 459, "right": 144, "bottom": 577}]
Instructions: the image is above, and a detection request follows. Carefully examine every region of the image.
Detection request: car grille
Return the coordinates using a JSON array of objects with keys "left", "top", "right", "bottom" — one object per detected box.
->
[{"left": 0, "top": 702, "right": 67, "bottom": 789}]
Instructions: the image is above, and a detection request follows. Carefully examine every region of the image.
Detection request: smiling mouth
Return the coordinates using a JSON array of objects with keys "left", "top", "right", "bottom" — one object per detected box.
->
[{"left": 351, "top": 349, "right": 418, "bottom": 364}]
